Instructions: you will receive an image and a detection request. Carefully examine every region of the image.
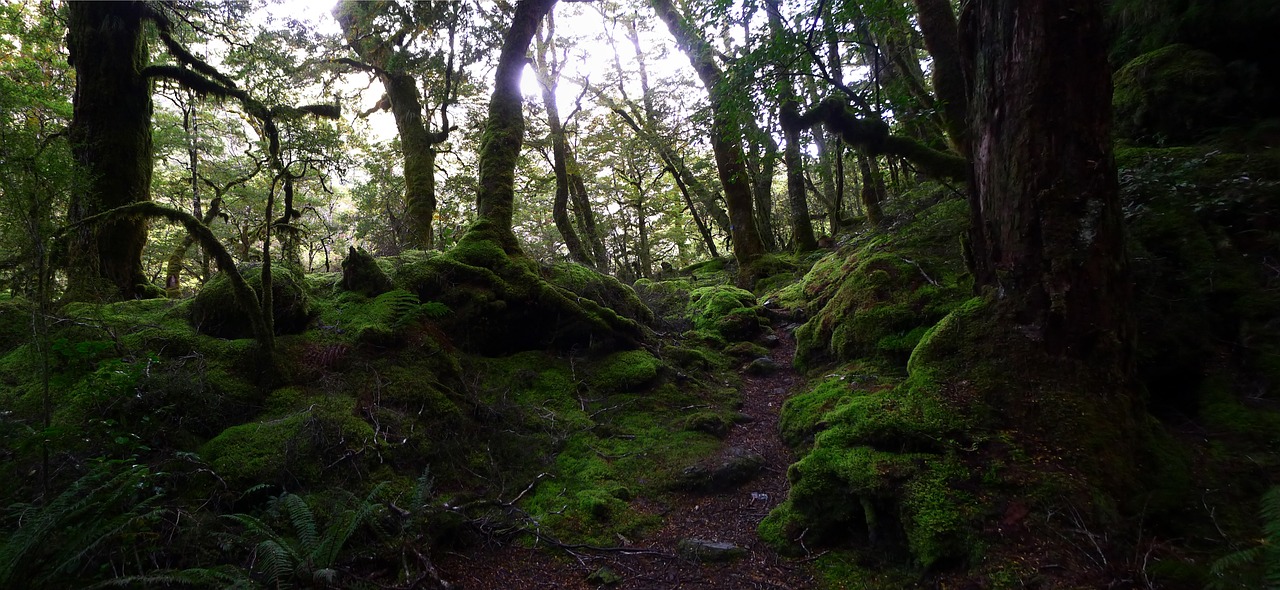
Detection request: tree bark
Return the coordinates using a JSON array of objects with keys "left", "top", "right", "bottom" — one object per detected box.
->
[
  {"left": 856, "top": 152, "right": 886, "bottom": 225},
  {"left": 960, "top": 0, "right": 1129, "bottom": 362},
  {"left": 473, "top": 0, "right": 558, "bottom": 253},
  {"left": 65, "top": 1, "right": 154, "bottom": 300},
  {"left": 650, "top": 0, "right": 765, "bottom": 271},
  {"left": 334, "top": 1, "right": 452, "bottom": 250},
  {"left": 534, "top": 17, "right": 594, "bottom": 266},
  {"left": 914, "top": 0, "right": 968, "bottom": 156}
]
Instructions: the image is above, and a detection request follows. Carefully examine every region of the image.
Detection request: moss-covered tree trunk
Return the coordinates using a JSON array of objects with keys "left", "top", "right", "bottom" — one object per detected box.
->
[
  {"left": 960, "top": 0, "right": 1131, "bottom": 364},
  {"left": 334, "top": 1, "right": 448, "bottom": 250},
  {"left": 650, "top": 0, "right": 765, "bottom": 272},
  {"left": 473, "top": 0, "right": 558, "bottom": 253},
  {"left": 855, "top": 151, "right": 886, "bottom": 225},
  {"left": 65, "top": 1, "right": 154, "bottom": 300},
  {"left": 913, "top": 0, "right": 968, "bottom": 156}
]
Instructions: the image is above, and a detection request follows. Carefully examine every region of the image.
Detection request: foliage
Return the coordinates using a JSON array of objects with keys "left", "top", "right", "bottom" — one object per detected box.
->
[
  {"left": 0, "top": 460, "right": 167, "bottom": 589},
  {"left": 1208, "top": 486, "right": 1280, "bottom": 589},
  {"left": 224, "top": 485, "right": 387, "bottom": 589}
]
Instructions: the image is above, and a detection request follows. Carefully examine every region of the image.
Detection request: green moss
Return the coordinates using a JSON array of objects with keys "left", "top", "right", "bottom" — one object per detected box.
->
[
  {"left": 200, "top": 393, "right": 375, "bottom": 488},
  {"left": 0, "top": 297, "right": 32, "bottom": 355},
  {"left": 779, "top": 374, "right": 864, "bottom": 449},
  {"left": 544, "top": 262, "right": 654, "bottom": 325},
  {"left": 190, "top": 262, "right": 313, "bottom": 338},
  {"left": 688, "top": 285, "right": 767, "bottom": 342},
  {"left": 792, "top": 198, "right": 971, "bottom": 373},
  {"left": 389, "top": 227, "right": 644, "bottom": 354},
  {"left": 588, "top": 349, "right": 661, "bottom": 393},
  {"left": 1113, "top": 44, "right": 1229, "bottom": 145}
]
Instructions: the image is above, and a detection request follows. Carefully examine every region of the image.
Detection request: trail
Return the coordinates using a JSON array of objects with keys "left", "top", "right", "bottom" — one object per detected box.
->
[{"left": 436, "top": 322, "right": 813, "bottom": 589}]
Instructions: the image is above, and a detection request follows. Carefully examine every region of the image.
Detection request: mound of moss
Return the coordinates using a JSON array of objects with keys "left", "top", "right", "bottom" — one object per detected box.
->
[
  {"left": 200, "top": 392, "right": 375, "bottom": 488},
  {"left": 687, "top": 285, "right": 767, "bottom": 343},
  {"left": 792, "top": 198, "right": 971, "bottom": 372},
  {"left": 190, "top": 263, "right": 313, "bottom": 339},
  {"left": 1113, "top": 44, "right": 1231, "bottom": 145},
  {"left": 340, "top": 246, "right": 393, "bottom": 297},
  {"left": 543, "top": 262, "right": 654, "bottom": 326},
  {"left": 389, "top": 222, "right": 646, "bottom": 354},
  {"left": 765, "top": 299, "right": 1153, "bottom": 572}
]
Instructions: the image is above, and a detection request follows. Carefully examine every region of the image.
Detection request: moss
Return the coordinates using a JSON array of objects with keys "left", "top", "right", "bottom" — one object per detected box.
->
[
  {"left": 723, "top": 341, "right": 769, "bottom": 360},
  {"left": 190, "top": 262, "right": 313, "bottom": 338},
  {"left": 682, "top": 411, "right": 735, "bottom": 438},
  {"left": 632, "top": 278, "right": 694, "bottom": 329},
  {"left": 544, "top": 262, "right": 654, "bottom": 326},
  {"left": 1199, "top": 378, "right": 1280, "bottom": 448},
  {"left": 588, "top": 349, "right": 661, "bottom": 393},
  {"left": 339, "top": 246, "right": 393, "bottom": 297},
  {"left": 688, "top": 285, "right": 767, "bottom": 342},
  {"left": 390, "top": 224, "right": 644, "bottom": 354},
  {"left": 199, "top": 393, "right": 375, "bottom": 488},
  {"left": 0, "top": 297, "right": 32, "bottom": 355},
  {"left": 779, "top": 373, "right": 868, "bottom": 449},
  {"left": 792, "top": 198, "right": 971, "bottom": 373},
  {"left": 1113, "top": 44, "right": 1230, "bottom": 145},
  {"left": 680, "top": 257, "right": 727, "bottom": 275}
]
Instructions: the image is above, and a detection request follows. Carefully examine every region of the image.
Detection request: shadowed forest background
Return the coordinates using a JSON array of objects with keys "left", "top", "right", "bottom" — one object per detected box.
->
[{"left": 0, "top": 0, "right": 1278, "bottom": 588}]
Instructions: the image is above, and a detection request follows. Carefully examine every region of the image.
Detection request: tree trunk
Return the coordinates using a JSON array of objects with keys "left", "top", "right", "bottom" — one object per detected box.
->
[
  {"left": 961, "top": 0, "right": 1129, "bottom": 362},
  {"left": 856, "top": 152, "right": 886, "bottom": 225},
  {"left": 65, "top": 1, "right": 154, "bottom": 300},
  {"left": 765, "top": 0, "right": 817, "bottom": 252},
  {"left": 334, "top": 1, "right": 451, "bottom": 250},
  {"left": 747, "top": 133, "right": 779, "bottom": 252},
  {"left": 914, "top": 0, "right": 969, "bottom": 156},
  {"left": 534, "top": 18, "right": 593, "bottom": 266},
  {"left": 650, "top": 0, "right": 765, "bottom": 272},
  {"left": 474, "top": 0, "right": 557, "bottom": 253}
]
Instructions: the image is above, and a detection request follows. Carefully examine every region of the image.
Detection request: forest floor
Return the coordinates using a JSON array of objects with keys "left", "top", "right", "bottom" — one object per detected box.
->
[{"left": 435, "top": 321, "right": 817, "bottom": 589}]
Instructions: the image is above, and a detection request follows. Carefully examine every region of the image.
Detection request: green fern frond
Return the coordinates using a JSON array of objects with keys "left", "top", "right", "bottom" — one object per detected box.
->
[
  {"left": 1261, "top": 487, "right": 1280, "bottom": 540},
  {"left": 1209, "top": 486, "right": 1280, "bottom": 590},
  {"left": 419, "top": 301, "right": 451, "bottom": 319},
  {"left": 278, "top": 494, "right": 320, "bottom": 555},
  {"left": 410, "top": 467, "right": 435, "bottom": 511},
  {"left": 255, "top": 539, "right": 295, "bottom": 588},
  {"left": 0, "top": 461, "right": 158, "bottom": 587}
]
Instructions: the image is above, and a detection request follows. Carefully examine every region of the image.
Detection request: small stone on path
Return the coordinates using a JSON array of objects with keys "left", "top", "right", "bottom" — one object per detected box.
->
[{"left": 677, "top": 538, "right": 747, "bottom": 562}]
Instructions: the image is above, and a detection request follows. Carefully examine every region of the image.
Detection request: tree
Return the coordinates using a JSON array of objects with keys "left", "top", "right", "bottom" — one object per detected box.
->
[
  {"left": 473, "top": 0, "right": 558, "bottom": 253},
  {"left": 650, "top": 0, "right": 766, "bottom": 276},
  {"left": 64, "top": 2, "right": 157, "bottom": 300},
  {"left": 960, "top": 0, "right": 1129, "bottom": 364},
  {"left": 532, "top": 13, "right": 596, "bottom": 267},
  {"left": 334, "top": 1, "right": 468, "bottom": 251}
]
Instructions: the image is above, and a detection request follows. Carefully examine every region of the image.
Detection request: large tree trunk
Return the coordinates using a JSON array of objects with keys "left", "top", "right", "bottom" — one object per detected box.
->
[
  {"left": 65, "top": 1, "right": 154, "bottom": 300},
  {"left": 474, "top": 0, "right": 557, "bottom": 253},
  {"left": 960, "top": 0, "right": 1129, "bottom": 363},
  {"left": 650, "top": 0, "right": 765, "bottom": 273}
]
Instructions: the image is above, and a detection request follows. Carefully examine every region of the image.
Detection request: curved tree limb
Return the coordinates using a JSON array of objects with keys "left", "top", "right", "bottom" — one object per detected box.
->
[{"left": 783, "top": 97, "right": 968, "bottom": 180}]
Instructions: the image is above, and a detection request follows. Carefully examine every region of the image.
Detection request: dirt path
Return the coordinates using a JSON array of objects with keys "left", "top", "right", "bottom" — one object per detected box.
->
[{"left": 435, "top": 323, "right": 814, "bottom": 589}]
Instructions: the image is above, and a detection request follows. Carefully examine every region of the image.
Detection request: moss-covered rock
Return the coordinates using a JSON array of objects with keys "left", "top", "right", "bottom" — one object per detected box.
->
[
  {"left": 200, "top": 393, "right": 374, "bottom": 488},
  {"left": 793, "top": 198, "right": 971, "bottom": 372},
  {"left": 339, "top": 246, "right": 393, "bottom": 297},
  {"left": 544, "top": 262, "right": 654, "bottom": 326},
  {"left": 688, "top": 285, "right": 767, "bottom": 342},
  {"left": 588, "top": 349, "right": 661, "bottom": 393},
  {"left": 1113, "top": 44, "right": 1231, "bottom": 145},
  {"left": 190, "top": 263, "right": 312, "bottom": 338},
  {"left": 389, "top": 222, "right": 645, "bottom": 354}
]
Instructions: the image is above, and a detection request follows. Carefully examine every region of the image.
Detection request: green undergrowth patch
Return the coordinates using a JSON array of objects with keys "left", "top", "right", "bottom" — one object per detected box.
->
[
  {"left": 792, "top": 197, "right": 972, "bottom": 372},
  {"left": 688, "top": 284, "right": 768, "bottom": 342},
  {"left": 190, "top": 262, "right": 313, "bottom": 339},
  {"left": 466, "top": 347, "right": 733, "bottom": 547},
  {"left": 387, "top": 222, "right": 647, "bottom": 354}
]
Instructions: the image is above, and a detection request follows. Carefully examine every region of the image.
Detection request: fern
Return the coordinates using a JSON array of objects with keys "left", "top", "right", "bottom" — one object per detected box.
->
[
  {"left": 419, "top": 301, "right": 451, "bottom": 319},
  {"left": 223, "top": 484, "right": 387, "bottom": 588},
  {"left": 0, "top": 460, "right": 165, "bottom": 588},
  {"left": 1209, "top": 486, "right": 1280, "bottom": 589}
]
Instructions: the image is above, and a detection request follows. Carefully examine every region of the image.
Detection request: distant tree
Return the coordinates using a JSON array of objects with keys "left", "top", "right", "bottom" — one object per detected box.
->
[{"left": 649, "top": 0, "right": 766, "bottom": 276}]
